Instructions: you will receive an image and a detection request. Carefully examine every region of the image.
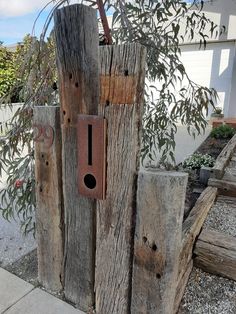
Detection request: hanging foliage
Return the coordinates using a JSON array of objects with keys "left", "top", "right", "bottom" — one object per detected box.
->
[{"left": 0, "top": 0, "right": 224, "bottom": 234}]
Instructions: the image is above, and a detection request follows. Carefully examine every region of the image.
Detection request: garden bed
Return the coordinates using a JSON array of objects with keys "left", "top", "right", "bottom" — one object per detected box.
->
[
  {"left": 176, "top": 128, "right": 236, "bottom": 313},
  {"left": 182, "top": 131, "right": 234, "bottom": 219}
]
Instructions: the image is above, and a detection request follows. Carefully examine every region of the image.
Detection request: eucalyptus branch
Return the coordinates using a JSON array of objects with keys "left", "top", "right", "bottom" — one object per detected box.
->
[{"left": 0, "top": 0, "right": 223, "bottom": 234}]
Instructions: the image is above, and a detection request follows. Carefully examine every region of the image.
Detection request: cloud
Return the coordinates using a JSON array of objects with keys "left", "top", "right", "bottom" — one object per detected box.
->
[
  {"left": 0, "top": 14, "right": 37, "bottom": 43},
  {"left": 0, "top": 0, "right": 84, "bottom": 44},
  {"left": 0, "top": 10, "right": 54, "bottom": 44},
  {"left": 0, "top": 0, "right": 52, "bottom": 17}
]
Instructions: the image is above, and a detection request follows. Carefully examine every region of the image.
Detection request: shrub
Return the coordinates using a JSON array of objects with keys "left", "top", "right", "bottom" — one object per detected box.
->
[
  {"left": 214, "top": 107, "right": 222, "bottom": 114},
  {"left": 210, "top": 124, "right": 236, "bottom": 139},
  {"left": 0, "top": 1, "right": 223, "bottom": 234},
  {"left": 183, "top": 153, "right": 215, "bottom": 170},
  {"left": 0, "top": 44, "right": 15, "bottom": 99}
]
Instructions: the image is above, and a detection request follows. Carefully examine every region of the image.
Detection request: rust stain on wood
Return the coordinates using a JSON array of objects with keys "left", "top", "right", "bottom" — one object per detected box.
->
[
  {"left": 59, "top": 75, "right": 98, "bottom": 128},
  {"left": 54, "top": 4, "right": 99, "bottom": 309},
  {"left": 37, "top": 152, "right": 50, "bottom": 191},
  {"left": 95, "top": 44, "right": 146, "bottom": 314},
  {"left": 34, "top": 106, "right": 64, "bottom": 292},
  {"left": 100, "top": 75, "right": 138, "bottom": 105},
  {"left": 134, "top": 245, "right": 165, "bottom": 275}
]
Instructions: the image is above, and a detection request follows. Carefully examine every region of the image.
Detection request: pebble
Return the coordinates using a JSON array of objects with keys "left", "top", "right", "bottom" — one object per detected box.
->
[
  {"left": 179, "top": 267, "right": 236, "bottom": 314},
  {"left": 179, "top": 195, "right": 236, "bottom": 313},
  {"left": 203, "top": 195, "right": 236, "bottom": 237}
]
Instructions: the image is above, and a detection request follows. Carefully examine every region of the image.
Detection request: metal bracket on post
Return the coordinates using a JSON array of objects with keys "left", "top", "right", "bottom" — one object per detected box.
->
[{"left": 77, "top": 114, "right": 106, "bottom": 200}]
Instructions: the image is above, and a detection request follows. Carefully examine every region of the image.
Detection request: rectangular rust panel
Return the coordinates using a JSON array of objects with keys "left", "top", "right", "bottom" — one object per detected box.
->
[
  {"left": 100, "top": 75, "right": 138, "bottom": 105},
  {"left": 77, "top": 115, "right": 106, "bottom": 200}
]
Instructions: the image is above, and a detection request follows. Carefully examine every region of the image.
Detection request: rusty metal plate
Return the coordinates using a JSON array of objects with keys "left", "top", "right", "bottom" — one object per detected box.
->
[{"left": 77, "top": 115, "right": 106, "bottom": 200}]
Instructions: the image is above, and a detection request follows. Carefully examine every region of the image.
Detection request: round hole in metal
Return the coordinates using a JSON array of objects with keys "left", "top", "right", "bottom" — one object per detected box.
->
[{"left": 84, "top": 174, "right": 96, "bottom": 189}]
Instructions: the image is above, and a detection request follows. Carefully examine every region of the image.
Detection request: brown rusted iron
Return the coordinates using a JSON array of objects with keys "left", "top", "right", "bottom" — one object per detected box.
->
[
  {"left": 97, "top": 0, "right": 112, "bottom": 45},
  {"left": 77, "top": 115, "right": 106, "bottom": 200}
]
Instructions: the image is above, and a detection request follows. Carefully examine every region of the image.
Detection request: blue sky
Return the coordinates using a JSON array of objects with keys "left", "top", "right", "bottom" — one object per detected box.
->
[
  {"left": 0, "top": 0, "right": 114, "bottom": 46},
  {"left": 0, "top": 0, "right": 54, "bottom": 45},
  {"left": 0, "top": 11, "right": 52, "bottom": 45},
  {"left": 0, "top": 0, "right": 196, "bottom": 45}
]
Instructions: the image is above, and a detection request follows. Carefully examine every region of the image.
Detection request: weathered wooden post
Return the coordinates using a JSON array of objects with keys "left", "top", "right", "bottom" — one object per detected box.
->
[
  {"left": 175, "top": 186, "right": 217, "bottom": 310},
  {"left": 35, "top": 4, "right": 192, "bottom": 313},
  {"left": 54, "top": 4, "right": 99, "bottom": 311},
  {"left": 131, "top": 170, "right": 188, "bottom": 314},
  {"left": 34, "top": 106, "right": 64, "bottom": 292},
  {"left": 95, "top": 44, "right": 146, "bottom": 314}
]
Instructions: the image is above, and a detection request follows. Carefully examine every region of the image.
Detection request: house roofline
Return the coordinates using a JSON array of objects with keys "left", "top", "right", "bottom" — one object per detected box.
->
[{"left": 179, "top": 38, "right": 236, "bottom": 47}]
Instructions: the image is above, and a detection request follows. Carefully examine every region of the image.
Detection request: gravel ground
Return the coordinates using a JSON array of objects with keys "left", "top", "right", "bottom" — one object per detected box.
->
[
  {"left": 179, "top": 267, "right": 236, "bottom": 314},
  {"left": 179, "top": 195, "right": 236, "bottom": 314},
  {"left": 4, "top": 248, "right": 38, "bottom": 285},
  {"left": 203, "top": 195, "right": 236, "bottom": 237}
]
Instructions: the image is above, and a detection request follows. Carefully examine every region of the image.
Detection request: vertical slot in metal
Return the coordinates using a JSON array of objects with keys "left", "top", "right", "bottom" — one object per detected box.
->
[
  {"left": 78, "top": 114, "right": 106, "bottom": 199},
  {"left": 88, "top": 124, "right": 92, "bottom": 166}
]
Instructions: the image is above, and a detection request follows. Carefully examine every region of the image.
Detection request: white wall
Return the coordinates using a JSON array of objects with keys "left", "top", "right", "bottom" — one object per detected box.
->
[
  {"left": 184, "top": 0, "right": 236, "bottom": 42},
  {"left": 202, "top": 0, "right": 236, "bottom": 41},
  {"left": 180, "top": 41, "right": 236, "bottom": 117},
  {"left": 179, "top": 0, "right": 236, "bottom": 118},
  {"left": 228, "top": 41, "right": 236, "bottom": 117},
  {"left": 0, "top": 103, "right": 23, "bottom": 135}
]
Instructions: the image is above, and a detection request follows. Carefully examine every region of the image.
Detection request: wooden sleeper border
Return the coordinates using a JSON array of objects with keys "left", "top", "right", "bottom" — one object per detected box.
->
[
  {"left": 210, "top": 133, "right": 236, "bottom": 180},
  {"left": 194, "top": 228, "right": 236, "bottom": 281},
  {"left": 174, "top": 186, "right": 218, "bottom": 312}
]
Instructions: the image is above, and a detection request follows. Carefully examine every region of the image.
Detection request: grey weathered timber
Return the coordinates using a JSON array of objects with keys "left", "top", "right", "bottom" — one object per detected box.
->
[
  {"left": 54, "top": 4, "right": 99, "bottom": 311},
  {"left": 211, "top": 134, "right": 236, "bottom": 179},
  {"left": 178, "top": 187, "right": 217, "bottom": 285},
  {"left": 231, "top": 153, "right": 236, "bottom": 163},
  {"left": 174, "top": 260, "right": 193, "bottom": 313},
  {"left": 95, "top": 44, "right": 146, "bottom": 314},
  {"left": 182, "top": 187, "right": 218, "bottom": 236},
  {"left": 174, "top": 187, "right": 217, "bottom": 312},
  {"left": 199, "top": 166, "right": 212, "bottom": 185},
  {"left": 131, "top": 170, "right": 188, "bottom": 314},
  {"left": 34, "top": 106, "right": 63, "bottom": 292},
  {"left": 208, "top": 178, "right": 236, "bottom": 197},
  {"left": 223, "top": 164, "right": 236, "bottom": 182},
  {"left": 194, "top": 228, "right": 236, "bottom": 281}
]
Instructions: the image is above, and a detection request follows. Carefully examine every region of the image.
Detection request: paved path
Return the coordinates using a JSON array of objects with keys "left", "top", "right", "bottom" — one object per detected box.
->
[{"left": 0, "top": 268, "right": 85, "bottom": 314}]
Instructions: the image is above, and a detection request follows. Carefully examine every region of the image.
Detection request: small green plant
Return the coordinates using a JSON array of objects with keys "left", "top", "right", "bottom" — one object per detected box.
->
[
  {"left": 183, "top": 153, "right": 215, "bottom": 170},
  {"left": 210, "top": 124, "right": 236, "bottom": 139},
  {"left": 214, "top": 107, "right": 222, "bottom": 114}
]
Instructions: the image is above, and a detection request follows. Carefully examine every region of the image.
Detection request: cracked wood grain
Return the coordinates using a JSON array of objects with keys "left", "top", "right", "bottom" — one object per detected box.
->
[
  {"left": 132, "top": 170, "right": 188, "bottom": 314},
  {"left": 95, "top": 44, "right": 146, "bottom": 314},
  {"left": 54, "top": 4, "right": 99, "bottom": 311},
  {"left": 194, "top": 228, "right": 236, "bottom": 281},
  {"left": 34, "top": 106, "right": 64, "bottom": 292}
]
